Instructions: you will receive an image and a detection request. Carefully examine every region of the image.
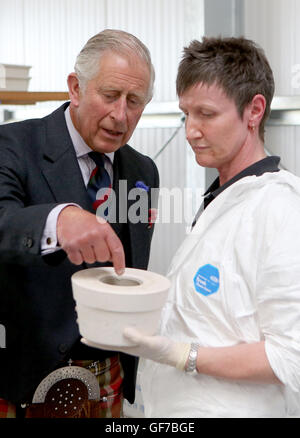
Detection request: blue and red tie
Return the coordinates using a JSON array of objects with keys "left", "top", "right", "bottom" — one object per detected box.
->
[{"left": 87, "top": 152, "right": 112, "bottom": 213}]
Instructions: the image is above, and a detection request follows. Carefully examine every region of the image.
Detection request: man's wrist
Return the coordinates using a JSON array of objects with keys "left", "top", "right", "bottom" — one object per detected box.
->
[{"left": 41, "top": 204, "right": 80, "bottom": 254}]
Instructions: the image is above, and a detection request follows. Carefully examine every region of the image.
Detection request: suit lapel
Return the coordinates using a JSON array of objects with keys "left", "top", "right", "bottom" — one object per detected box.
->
[{"left": 40, "top": 103, "right": 93, "bottom": 212}]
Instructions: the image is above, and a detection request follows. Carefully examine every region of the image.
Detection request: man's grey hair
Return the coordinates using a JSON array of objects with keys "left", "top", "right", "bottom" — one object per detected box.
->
[{"left": 74, "top": 29, "right": 155, "bottom": 101}]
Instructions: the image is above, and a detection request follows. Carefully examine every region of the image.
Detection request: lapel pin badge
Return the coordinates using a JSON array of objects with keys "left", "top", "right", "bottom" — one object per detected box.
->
[{"left": 135, "top": 181, "right": 149, "bottom": 192}]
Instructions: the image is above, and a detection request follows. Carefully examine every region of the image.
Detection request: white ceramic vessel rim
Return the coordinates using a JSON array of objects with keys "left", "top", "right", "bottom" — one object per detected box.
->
[
  {"left": 99, "top": 275, "right": 142, "bottom": 287},
  {"left": 72, "top": 267, "right": 171, "bottom": 296}
]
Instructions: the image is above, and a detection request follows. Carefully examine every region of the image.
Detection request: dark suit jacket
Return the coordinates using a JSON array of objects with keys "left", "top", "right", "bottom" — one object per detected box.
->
[{"left": 0, "top": 102, "right": 159, "bottom": 404}]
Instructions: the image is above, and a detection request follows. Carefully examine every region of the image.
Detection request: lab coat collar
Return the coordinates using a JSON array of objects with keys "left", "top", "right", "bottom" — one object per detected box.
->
[{"left": 203, "top": 155, "right": 281, "bottom": 203}]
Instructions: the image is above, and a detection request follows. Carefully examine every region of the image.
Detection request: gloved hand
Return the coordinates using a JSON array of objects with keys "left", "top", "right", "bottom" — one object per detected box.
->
[{"left": 118, "top": 327, "right": 191, "bottom": 370}]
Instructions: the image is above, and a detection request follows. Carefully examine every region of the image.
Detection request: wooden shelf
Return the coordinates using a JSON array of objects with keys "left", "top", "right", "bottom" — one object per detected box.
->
[{"left": 0, "top": 91, "right": 69, "bottom": 105}]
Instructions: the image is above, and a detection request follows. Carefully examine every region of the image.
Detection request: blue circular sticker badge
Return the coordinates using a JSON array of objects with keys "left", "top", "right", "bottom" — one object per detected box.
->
[{"left": 193, "top": 264, "right": 220, "bottom": 296}]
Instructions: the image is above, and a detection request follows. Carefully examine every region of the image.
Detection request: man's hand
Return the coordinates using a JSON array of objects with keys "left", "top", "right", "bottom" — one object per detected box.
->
[
  {"left": 57, "top": 206, "right": 125, "bottom": 275},
  {"left": 114, "top": 327, "right": 191, "bottom": 370}
]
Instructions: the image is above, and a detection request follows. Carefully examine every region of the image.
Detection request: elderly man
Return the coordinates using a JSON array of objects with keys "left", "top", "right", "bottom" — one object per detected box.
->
[
  {"left": 115, "top": 36, "right": 300, "bottom": 418},
  {"left": 0, "top": 29, "right": 158, "bottom": 418}
]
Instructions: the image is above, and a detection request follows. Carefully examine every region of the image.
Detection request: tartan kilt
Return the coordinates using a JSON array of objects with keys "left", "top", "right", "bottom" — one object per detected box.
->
[{"left": 0, "top": 355, "right": 124, "bottom": 418}]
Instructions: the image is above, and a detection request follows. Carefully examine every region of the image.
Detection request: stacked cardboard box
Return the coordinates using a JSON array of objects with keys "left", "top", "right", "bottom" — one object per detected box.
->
[{"left": 0, "top": 63, "right": 31, "bottom": 91}]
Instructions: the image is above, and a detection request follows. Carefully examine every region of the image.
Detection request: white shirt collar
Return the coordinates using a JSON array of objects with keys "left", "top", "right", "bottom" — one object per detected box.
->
[{"left": 64, "top": 106, "right": 114, "bottom": 163}]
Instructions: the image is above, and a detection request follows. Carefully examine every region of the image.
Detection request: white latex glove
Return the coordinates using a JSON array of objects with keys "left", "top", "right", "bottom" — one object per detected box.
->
[{"left": 119, "top": 327, "right": 191, "bottom": 370}]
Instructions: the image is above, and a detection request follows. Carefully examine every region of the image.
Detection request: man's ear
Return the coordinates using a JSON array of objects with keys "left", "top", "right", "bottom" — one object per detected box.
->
[
  {"left": 67, "top": 73, "right": 81, "bottom": 107},
  {"left": 247, "top": 94, "right": 266, "bottom": 128}
]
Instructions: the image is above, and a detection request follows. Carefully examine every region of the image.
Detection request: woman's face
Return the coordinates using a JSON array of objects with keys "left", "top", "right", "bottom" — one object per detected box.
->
[{"left": 179, "top": 81, "right": 253, "bottom": 175}]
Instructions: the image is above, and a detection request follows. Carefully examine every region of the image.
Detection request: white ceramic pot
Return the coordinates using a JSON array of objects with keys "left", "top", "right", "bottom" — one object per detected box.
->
[{"left": 71, "top": 267, "right": 170, "bottom": 348}]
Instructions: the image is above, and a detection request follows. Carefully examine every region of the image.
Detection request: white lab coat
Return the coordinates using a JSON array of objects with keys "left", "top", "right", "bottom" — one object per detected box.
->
[{"left": 141, "top": 170, "right": 300, "bottom": 418}]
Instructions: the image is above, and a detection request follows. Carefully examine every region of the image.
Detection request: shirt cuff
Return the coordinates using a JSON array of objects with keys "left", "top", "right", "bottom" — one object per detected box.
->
[{"left": 41, "top": 203, "right": 81, "bottom": 255}]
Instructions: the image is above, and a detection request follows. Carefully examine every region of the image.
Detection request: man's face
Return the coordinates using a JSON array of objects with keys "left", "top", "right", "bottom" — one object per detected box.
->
[
  {"left": 179, "top": 82, "right": 251, "bottom": 173},
  {"left": 69, "top": 51, "right": 151, "bottom": 153}
]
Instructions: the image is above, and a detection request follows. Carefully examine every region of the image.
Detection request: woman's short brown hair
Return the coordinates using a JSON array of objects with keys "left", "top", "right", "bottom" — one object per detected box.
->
[{"left": 176, "top": 37, "right": 275, "bottom": 141}]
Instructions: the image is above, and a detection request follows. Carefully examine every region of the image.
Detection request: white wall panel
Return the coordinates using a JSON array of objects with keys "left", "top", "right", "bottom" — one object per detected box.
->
[
  {"left": 105, "top": 0, "right": 203, "bottom": 102},
  {"left": 244, "top": 0, "right": 300, "bottom": 176},
  {"left": 244, "top": 0, "right": 299, "bottom": 96},
  {"left": 265, "top": 127, "right": 297, "bottom": 173},
  {"left": 0, "top": 0, "right": 25, "bottom": 63},
  {"left": 23, "top": 0, "right": 107, "bottom": 91},
  {"left": 0, "top": 0, "right": 100, "bottom": 90},
  {"left": 130, "top": 126, "right": 191, "bottom": 275},
  {"left": 0, "top": 0, "right": 203, "bottom": 98}
]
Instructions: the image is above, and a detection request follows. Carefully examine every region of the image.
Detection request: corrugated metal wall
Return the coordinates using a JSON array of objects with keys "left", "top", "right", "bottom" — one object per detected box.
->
[
  {"left": 244, "top": 0, "right": 300, "bottom": 177},
  {"left": 0, "top": 0, "right": 203, "bottom": 99},
  {"left": 0, "top": 0, "right": 205, "bottom": 274},
  {"left": 0, "top": 0, "right": 107, "bottom": 91}
]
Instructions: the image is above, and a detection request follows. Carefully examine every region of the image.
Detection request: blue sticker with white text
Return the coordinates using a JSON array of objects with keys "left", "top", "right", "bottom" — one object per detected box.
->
[{"left": 193, "top": 264, "right": 220, "bottom": 296}]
